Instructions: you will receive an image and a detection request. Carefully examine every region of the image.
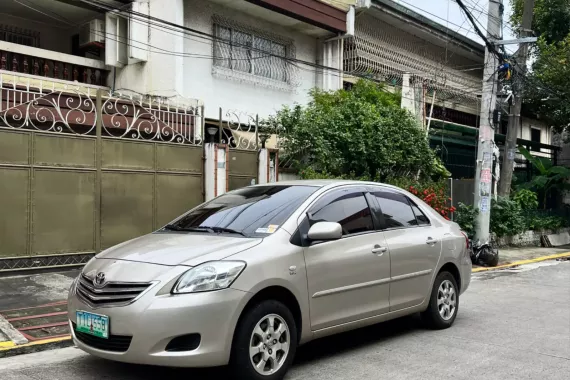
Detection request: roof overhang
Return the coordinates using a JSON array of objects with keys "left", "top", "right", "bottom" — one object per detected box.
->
[{"left": 245, "top": 0, "right": 348, "bottom": 33}]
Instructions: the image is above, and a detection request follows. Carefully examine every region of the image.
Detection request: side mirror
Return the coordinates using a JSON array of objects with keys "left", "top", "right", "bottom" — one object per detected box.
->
[{"left": 307, "top": 222, "right": 342, "bottom": 241}]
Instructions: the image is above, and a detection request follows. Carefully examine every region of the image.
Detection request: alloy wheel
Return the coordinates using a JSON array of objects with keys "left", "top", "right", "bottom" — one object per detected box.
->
[
  {"left": 437, "top": 279, "right": 457, "bottom": 321},
  {"left": 249, "top": 314, "right": 291, "bottom": 376}
]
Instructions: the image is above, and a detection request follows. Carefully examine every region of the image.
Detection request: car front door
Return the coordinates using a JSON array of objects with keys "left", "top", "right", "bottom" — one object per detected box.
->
[
  {"left": 370, "top": 189, "right": 443, "bottom": 311},
  {"left": 301, "top": 187, "right": 391, "bottom": 331}
]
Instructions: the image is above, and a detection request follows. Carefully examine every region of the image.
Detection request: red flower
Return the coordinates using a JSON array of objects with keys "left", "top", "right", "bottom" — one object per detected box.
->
[{"left": 423, "top": 190, "right": 428, "bottom": 195}]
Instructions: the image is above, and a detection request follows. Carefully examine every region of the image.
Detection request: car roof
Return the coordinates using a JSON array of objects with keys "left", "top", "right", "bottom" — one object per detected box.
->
[{"left": 251, "top": 179, "right": 400, "bottom": 190}]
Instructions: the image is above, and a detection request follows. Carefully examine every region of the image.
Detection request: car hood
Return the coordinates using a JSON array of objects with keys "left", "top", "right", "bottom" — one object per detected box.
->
[{"left": 97, "top": 232, "right": 263, "bottom": 266}]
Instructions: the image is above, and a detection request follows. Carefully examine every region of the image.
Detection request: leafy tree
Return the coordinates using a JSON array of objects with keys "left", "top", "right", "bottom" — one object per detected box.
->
[
  {"left": 511, "top": 0, "right": 570, "bottom": 45},
  {"left": 266, "top": 80, "right": 449, "bottom": 181},
  {"left": 510, "top": 0, "right": 570, "bottom": 134}
]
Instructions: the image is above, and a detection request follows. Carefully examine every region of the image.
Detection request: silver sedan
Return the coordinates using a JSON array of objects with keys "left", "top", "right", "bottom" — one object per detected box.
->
[{"left": 68, "top": 180, "right": 471, "bottom": 380}]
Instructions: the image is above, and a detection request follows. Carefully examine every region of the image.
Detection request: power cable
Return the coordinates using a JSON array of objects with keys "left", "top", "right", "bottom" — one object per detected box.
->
[
  {"left": 454, "top": 0, "right": 504, "bottom": 61},
  {"left": 396, "top": 0, "right": 487, "bottom": 36}
]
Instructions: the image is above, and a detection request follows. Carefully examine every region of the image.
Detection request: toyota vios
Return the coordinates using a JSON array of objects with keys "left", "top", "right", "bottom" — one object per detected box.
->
[{"left": 68, "top": 181, "right": 471, "bottom": 379}]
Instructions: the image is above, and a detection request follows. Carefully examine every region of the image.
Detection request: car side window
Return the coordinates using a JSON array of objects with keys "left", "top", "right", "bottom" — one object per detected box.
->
[
  {"left": 309, "top": 191, "right": 374, "bottom": 236},
  {"left": 372, "top": 190, "right": 417, "bottom": 229},
  {"left": 410, "top": 200, "right": 430, "bottom": 226}
]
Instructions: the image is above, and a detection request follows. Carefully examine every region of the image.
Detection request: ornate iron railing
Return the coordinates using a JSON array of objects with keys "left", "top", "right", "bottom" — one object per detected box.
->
[
  {"left": 0, "top": 77, "right": 204, "bottom": 145},
  {"left": 222, "top": 109, "right": 259, "bottom": 150},
  {"left": 102, "top": 92, "right": 203, "bottom": 145}
]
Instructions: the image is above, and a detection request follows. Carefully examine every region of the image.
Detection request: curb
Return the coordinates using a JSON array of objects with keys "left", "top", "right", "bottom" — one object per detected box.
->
[
  {"left": 0, "top": 336, "right": 72, "bottom": 358},
  {"left": 472, "top": 252, "right": 570, "bottom": 272}
]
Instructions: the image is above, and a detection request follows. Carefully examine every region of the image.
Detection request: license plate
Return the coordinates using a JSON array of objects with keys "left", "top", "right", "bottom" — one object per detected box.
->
[{"left": 76, "top": 311, "right": 109, "bottom": 339}]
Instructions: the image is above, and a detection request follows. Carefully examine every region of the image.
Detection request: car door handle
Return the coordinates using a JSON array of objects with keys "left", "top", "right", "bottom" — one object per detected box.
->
[
  {"left": 426, "top": 237, "right": 438, "bottom": 245},
  {"left": 372, "top": 245, "right": 388, "bottom": 255}
]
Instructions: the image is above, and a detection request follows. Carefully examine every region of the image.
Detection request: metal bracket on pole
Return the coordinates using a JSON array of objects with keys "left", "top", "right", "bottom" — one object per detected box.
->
[{"left": 491, "top": 37, "right": 537, "bottom": 45}]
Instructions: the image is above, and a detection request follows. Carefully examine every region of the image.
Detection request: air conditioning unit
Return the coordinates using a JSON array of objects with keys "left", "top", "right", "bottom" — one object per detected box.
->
[{"left": 79, "top": 19, "right": 105, "bottom": 47}]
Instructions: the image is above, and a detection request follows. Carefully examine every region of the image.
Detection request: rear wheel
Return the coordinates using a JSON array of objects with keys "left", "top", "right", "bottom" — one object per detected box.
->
[
  {"left": 230, "top": 300, "right": 297, "bottom": 380},
  {"left": 421, "top": 271, "right": 459, "bottom": 329}
]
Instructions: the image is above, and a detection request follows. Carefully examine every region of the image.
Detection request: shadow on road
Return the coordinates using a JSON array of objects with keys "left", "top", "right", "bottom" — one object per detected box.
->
[{"left": 73, "top": 315, "right": 423, "bottom": 379}]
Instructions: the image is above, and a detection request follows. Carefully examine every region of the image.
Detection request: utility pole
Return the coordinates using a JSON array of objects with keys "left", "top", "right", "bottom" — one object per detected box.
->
[
  {"left": 498, "top": 0, "right": 535, "bottom": 196},
  {"left": 473, "top": 0, "right": 503, "bottom": 243}
]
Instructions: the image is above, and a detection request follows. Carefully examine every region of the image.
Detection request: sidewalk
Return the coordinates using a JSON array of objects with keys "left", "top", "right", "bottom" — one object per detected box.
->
[
  {"left": 0, "top": 270, "right": 78, "bottom": 357},
  {"left": 472, "top": 245, "right": 570, "bottom": 272},
  {"left": 1, "top": 246, "right": 569, "bottom": 357}
]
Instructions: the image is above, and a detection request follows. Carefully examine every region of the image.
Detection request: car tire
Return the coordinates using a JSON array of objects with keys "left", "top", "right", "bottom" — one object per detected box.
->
[
  {"left": 230, "top": 300, "right": 298, "bottom": 380},
  {"left": 421, "top": 271, "right": 459, "bottom": 330}
]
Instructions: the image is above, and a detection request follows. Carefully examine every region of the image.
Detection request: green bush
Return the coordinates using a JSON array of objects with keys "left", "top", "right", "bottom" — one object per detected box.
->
[
  {"left": 269, "top": 80, "right": 449, "bottom": 182},
  {"left": 455, "top": 203, "right": 478, "bottom": 238},
  {"left": 525, "top": 211, "right": 568, "bottom": 232},
  {"left": 490, "top": 197, "right": 526, "bottom": 238},
  {"left": 513, "top": 189, "right": 539, "bottom": 210}
]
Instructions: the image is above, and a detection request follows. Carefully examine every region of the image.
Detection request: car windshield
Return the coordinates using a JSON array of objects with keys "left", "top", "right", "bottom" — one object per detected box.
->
[{"left": 165, "top": 185, "right": 318, "bottom": 237}]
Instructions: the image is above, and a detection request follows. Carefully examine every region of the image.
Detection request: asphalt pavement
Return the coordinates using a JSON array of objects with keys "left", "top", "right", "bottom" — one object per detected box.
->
[{"left": 1, "top": 261, "right": 569, "bottom": 380}]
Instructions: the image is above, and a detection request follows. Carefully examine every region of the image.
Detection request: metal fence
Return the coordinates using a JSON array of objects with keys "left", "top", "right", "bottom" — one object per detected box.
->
[{"left": 0, "top": 85, "right": 206, "bottom": 271}]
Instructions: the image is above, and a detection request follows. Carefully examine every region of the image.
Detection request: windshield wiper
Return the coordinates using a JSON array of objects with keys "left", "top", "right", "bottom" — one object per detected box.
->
[
  {"left": 163, "top": 225, "right": 214, "bottom": 233},
  {"left": 202, "top": 226, "right": 246, "bottom": 236}
]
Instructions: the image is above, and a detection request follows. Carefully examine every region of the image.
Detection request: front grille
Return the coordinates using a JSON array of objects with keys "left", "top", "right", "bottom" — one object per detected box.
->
[
  {"left": 72, "top": 323, "right": 132, "bottom": 352},
  {"left": 76, "top": 274, "right": 151, "bottom": 307}
]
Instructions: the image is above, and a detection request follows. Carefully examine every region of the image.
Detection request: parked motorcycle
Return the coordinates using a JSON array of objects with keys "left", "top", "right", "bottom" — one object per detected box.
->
[{"left": 468, "top": 239, "right": 499, "bottom": 267}]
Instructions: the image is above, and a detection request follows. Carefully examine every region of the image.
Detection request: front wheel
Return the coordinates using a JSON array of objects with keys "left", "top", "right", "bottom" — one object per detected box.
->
[
  {"left": 421, "top": 271, "right": 459, "bottom": 329},
  {"left": 230, "top": 300, "right": 298, "bottom": 380}
]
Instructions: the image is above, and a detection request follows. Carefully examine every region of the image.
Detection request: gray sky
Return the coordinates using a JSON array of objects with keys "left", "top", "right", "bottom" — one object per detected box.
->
[{"left": 393, "top": 0, "right": 518, "bottom": 54}]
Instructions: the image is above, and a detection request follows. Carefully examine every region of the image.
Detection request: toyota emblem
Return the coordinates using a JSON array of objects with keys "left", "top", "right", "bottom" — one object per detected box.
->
[{"left": 93, "top": 272, "right": 106, "bottom": 288}]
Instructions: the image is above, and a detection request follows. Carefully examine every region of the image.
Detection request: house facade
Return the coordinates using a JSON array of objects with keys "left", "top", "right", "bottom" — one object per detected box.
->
[
  {"left": 0, "top": 0, "right": 354, "bottom": 270},
  {"left": 343, "top": 0, "right": 556, "bottom": 178}
]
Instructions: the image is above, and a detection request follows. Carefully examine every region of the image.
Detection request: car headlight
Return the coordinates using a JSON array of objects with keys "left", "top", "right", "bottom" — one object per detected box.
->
[{"left": 172, "top": 261, "right": 246, "bottom": 294}]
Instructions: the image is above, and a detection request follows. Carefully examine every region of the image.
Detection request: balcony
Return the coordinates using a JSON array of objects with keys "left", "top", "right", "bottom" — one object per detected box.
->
[
  {"left": 1, "top": 41, "right": 109, "bottom": 88},
  {"left": 0, "top": 0, "right": 110, "bottom": 90}
]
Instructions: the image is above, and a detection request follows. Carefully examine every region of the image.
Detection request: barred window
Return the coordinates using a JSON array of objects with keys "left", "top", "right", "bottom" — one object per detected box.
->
[{"left": 213, "top": 24, "right": 288, "bottom": 82}]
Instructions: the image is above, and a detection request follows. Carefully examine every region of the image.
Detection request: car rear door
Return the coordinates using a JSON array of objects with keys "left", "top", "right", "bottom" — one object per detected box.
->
[
  {"left": 369, "top": 188, "right": 443, "bottom": 311},
  {"left": 301, "top": 187, "right": 391, "bottom": 331}
]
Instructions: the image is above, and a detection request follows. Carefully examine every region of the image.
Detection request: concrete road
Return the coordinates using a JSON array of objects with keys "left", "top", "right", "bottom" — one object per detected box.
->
[{"left": 1, "top": 261, "right": 569, "bottom": 380}]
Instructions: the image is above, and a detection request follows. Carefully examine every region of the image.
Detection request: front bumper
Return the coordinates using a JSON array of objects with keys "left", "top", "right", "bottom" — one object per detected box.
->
[{"left": 68, "top": 283, "right": 251, "bottom": 367}]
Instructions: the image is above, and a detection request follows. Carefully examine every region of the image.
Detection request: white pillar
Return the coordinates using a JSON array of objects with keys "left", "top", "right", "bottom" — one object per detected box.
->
[
  {"left": 317, "top": 39, "right": 343, "bottom": 92},
  {"left": 216, "top": 146, "right": 227, "bottom": 197},
  {"left": 258, "top": 149, "right": 269, "bottom": 185},
  {"left": 269, "top": 151, "right": 277, "bottom": 183},
  {"left": 204, "top": 143, "right": 216, "bottom": 201},
  {"left": 204, "top": 143, "right": 228, "bottom": 200},
  {"left": 401, "top": 73, "right": 415, "bottom": 112}
]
